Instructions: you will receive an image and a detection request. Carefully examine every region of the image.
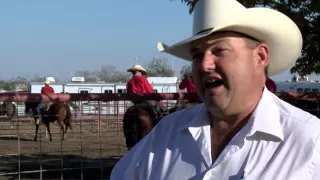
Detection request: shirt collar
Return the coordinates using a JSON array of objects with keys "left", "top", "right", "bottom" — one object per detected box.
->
[
  {"left": 177, "top": 87, "right": 284, "bottom": 141},
  {"left": 176, "top": 104, "right": 208, "bottom": 132},
  {"left": 246, "top": 87, "right": 284, "bottom": 141}
]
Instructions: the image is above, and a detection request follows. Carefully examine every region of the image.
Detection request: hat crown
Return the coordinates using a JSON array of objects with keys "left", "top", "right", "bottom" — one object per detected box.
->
[
  {"left": 127, "top": 64, "right": 147, "bottom": 74},
  {"left": 192, "top": 0, "right": 246, "bottom": 35},
  {"left": 132, "top": 64, "right": 143, "bottom": 69}
]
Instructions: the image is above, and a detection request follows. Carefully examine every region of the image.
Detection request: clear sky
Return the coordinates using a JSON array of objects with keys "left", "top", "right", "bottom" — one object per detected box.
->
[{"left": 0, "top": 0, "right": 317, "bottom": 82}]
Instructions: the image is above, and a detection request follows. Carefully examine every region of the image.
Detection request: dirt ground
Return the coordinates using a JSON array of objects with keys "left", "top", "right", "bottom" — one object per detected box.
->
[{"left": 0, "top": 118, "right": 128, "bottom": 180}]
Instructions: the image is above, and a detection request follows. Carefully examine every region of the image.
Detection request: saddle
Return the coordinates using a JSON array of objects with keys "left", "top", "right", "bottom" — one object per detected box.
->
[
  {"left": 133, "top": 100, "right": 164, "bottom": 121},
  {"left": 43, "top": 102, "right": 53, "bottom": 112}
]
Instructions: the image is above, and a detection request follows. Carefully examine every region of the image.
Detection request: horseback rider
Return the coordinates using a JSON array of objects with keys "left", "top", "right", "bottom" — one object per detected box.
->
[
  {"left": 126, "top": 64, "right": 165, "bottom": 117},
  {"left": 179, "top": 74, "right": 197, "bottom": 93},
  {"left": 179, "top": 75, "right": 202, "bottom": 105},
  {"left": 36, "top": 79, "right": 55, "bottom": 122}
]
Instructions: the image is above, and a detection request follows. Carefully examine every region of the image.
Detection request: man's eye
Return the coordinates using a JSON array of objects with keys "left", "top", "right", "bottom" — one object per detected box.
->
[
  {"left": 211, "top": 47, "right": 227, "bottom": 56},
  {"left": 192, "top": 53, "right": 203, "bottom": 62}
]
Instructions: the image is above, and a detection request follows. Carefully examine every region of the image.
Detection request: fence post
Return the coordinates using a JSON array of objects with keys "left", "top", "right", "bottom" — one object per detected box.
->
[
  {"left": 116, "top": 101, "right": 120, "bottom": 138},
  {"left": 98, "top": 101, "right": 101, "bottom": 133}
]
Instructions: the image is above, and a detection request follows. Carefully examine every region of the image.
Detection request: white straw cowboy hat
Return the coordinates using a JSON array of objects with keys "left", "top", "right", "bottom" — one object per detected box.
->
[
  {"left": 157, "top": 0, "right": 303, "bottom": 76},
  {"left": 127, "top": 65, "right": 147, "bottom": 75}
]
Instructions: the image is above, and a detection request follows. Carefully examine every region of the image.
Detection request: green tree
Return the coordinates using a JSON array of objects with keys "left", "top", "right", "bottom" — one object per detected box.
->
[
  {"left": 108, "top": 71, "right": 131, "bottom": 83},
  {"left": 147, "top": 58, "right": 175, "bottom": 77},
  {"left": 180, "top": 64, "right": 192, "bottom": 80},
  {"left": 93, "top": 65, "right": 131, "bottom": 83},
  {"left": 74, "top": 70, "right": 97, "bottom": 82},
  {"left": 179, "top": 0, "right": 320, "bottom": 76},
  {"left": 29, "top": 75, "right": 48, "bottom": 82},
  {"left": 291, "top": 75, "right": 297, "bottom": 82},
  {"left": 14, "top": 76, "right": 28, "bottom": 83},
  {"left": 0, "top": 81, "right": 16, "bottom": 91}
]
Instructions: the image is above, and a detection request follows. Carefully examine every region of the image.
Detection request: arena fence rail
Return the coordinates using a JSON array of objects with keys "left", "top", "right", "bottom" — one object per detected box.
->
[{"left": 0, "top": 92, "right": 318, "bottom": 179}]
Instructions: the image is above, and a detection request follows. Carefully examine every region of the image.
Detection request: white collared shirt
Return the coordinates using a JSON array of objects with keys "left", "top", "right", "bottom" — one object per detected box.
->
[{"left": 111, "top": 88, "right": 320, "bottom": 180}]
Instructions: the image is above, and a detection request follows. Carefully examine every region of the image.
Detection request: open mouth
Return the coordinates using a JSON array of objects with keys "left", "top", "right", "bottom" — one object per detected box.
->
[{"left": 205, "top": 79, "right": 224, "bottom": 89}]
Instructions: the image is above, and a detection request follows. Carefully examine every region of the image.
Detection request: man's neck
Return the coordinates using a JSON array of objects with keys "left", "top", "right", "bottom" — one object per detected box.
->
[
  {"left": 209, "top": 89, "right": 263, "bottom": 135},
  {"left": 209, "top": 110, "right": 253, "bottom": 136}
]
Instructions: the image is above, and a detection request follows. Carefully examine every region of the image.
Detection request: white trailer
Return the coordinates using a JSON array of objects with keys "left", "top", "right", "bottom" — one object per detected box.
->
[
  {"left": 27, "top": 77, "right": 181, "bottom": 115},
  {"left": 276, "top": 81, "right": 320, "bottom": 93},
  {"left": 63, "top": 83, "right": 115, "bottom": 94}
]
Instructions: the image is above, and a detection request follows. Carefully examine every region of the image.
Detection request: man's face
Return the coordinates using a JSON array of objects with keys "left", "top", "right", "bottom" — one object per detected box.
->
[
  {"left": 191, "top": 32, "right": 268, "bottom": 117},
  {"left": 134, "top": 71, "right": 142, "bottom": 76}
]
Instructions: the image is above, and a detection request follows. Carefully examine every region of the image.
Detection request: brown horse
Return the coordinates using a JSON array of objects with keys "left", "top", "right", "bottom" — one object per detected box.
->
[
  {"left": 122, "top": 101, "right": 165, "bottom": 150},
  {"left": 0, "top": 102, "right": 17, "bottom": 126},
  {"left": 25, "top": 101, "right": 72, "bottom": 141},
  {"left": 122, "top": 100, "right": 202, "bottom": 150}
]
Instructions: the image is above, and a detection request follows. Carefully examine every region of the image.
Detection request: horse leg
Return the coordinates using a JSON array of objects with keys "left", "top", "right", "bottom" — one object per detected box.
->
[
  {"left": 62, "top": 111, "right": 72, "bottom": 139},
  {"left": 34, "top": 117, "right": 40, "bottom": 141},
  {"left": 57, "top": 119, "right": 66, "bottom": 140},
  {"left": 45, "top": 123, "right": 52, "bottom": 141},
  {"left": 45, "top": 127, "right": 49, "bottom": 139},
  {"left": 64, "top": 107, "right": 72, "bottom": 137},
  {"left": 7, "top": 114, "right": 13, "bottom": 128},
  {"left": 64, "top": 120, "right": 70, "bottom": 138}
]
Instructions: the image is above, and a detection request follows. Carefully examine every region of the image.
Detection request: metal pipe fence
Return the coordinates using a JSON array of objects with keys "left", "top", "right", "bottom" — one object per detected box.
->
[
  {"left": 0, "top": 102, "right": 126, "bottom": 179},
  {"left": 0, "top": 92, "right": 318, "bottom": 179},
  {"left": 0, "top": 92, "right": 196, "bottom": 180}
]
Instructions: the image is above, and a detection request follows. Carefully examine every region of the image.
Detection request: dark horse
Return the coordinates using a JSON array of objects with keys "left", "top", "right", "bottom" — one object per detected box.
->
[
  {"left": 122, "top": 100, "right": 202, "bottom": 150},
  {"left": 25, "top": 101, "right": 72, "bottom": 141},
  {"left": 122, "top": 101, "right": 165, "bottom": 150}
]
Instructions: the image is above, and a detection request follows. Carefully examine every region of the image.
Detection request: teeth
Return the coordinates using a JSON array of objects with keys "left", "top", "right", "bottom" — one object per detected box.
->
[{"left": 207, "top": 79, "right": 217, "bottom": 83}]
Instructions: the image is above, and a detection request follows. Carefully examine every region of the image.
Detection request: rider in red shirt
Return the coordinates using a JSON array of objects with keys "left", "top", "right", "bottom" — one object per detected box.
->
[
  {"left": 37, "top": 79, "right": 55, "bottom": 122},
  {"left": 265, "top": 77, "right": 276, "bottom": 93},
  {"left": 126, "top": 65, "right": 164, "bottom": 114},
  {"left": 179, "top": 75, "right": 201, "bottom": 103},
  {"left": 179, "top": 75, "right": 197, "bottom": 93},
  {"left": 126, "top": 65, "right": 153, "bottom": 94},
  {"left": 41, "top": 83, "right": 55, "bottom": 94}
]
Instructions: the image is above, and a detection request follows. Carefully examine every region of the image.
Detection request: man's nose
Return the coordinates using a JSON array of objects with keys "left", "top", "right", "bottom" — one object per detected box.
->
[{"left": 201, "top": 52, "right": 216, "bottom": 72}]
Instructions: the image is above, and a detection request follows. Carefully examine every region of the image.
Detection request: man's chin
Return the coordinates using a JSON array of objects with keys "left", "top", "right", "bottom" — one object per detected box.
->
[{"left": 204, "top": 100, "right": 229, "bottom": 114}]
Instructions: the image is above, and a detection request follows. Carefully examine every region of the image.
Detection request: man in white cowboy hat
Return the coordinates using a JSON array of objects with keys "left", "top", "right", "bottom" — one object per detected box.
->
[
  {"left": 36, "top": 79, "right": 55, "bottom": 123},
  {"left": 111, "top": 0, "right": 320, "bottom": 179},
  {"left": 126, "top": 64, "right": 164, "bottom": 115}
]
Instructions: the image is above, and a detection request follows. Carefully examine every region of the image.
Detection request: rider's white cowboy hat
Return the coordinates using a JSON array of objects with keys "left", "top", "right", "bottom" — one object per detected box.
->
[
  {"left": 127, "top": 65, "right": 147, "bottom": 75},
  {"left": 44, "top": 79, "right": 51, "bottom": 84},
  {"left": 156, "top": 0, "right": 303, "bottom": 76}
]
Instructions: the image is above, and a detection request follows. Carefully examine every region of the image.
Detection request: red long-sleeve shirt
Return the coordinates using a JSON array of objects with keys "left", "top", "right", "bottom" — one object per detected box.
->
[
  {"left": 126, "top": 75, "right": 154, "bottom": 94},
  {"left": 179, "top": 78, "right": 197, "bottom": 93},
  {"left": 266, "top": 78, "right": 276, "bottom": 93},
  {"left": 41, "top": 85, "right": 55, "bottom": 94}
]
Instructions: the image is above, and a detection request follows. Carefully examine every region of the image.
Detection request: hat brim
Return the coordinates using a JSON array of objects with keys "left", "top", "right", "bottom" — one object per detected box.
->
[
  {"left": 157, "top": 7, "right": 303, "bottom": 77},
  {"left": 127, "top": 68, "right": 147, "bottom": 75}
]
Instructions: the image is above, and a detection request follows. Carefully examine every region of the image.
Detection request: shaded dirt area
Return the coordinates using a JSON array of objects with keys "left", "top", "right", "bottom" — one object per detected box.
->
[{"left": 0, "top": 119, "right": 128, "bottom": 180}]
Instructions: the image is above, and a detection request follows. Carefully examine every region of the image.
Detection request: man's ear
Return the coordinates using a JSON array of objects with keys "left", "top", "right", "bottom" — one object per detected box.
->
[{"left": 256, "top": 43, "right": 270, "bottom": 69}]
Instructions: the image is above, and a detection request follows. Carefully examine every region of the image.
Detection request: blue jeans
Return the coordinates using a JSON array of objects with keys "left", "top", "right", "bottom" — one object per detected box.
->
[
  {"left": 148, "top": 100, "right": 162, "bottom": 112},
  {"left": 36, "top": 101, "right": 46, "bottom": 122}
]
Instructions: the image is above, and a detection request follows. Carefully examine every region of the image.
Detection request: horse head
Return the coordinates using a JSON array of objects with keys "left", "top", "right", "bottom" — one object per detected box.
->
[{"left": 24, "top": 101, "right": 39, "bottom": 114}]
